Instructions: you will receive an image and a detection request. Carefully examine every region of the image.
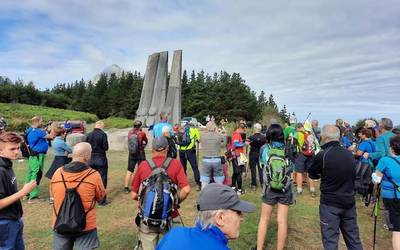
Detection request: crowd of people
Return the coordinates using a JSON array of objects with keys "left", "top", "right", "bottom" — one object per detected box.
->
[{"left": 0, "top": 113, "right": 400, "bottom": 250}]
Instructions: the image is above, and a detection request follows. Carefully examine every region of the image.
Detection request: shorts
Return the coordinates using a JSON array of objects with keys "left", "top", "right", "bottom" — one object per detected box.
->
[
  {"left": 201, "top": 157, "right": 224, "bottom": 184},
  {"left": 53, "top": 229, "right": 99, "bottom": 250},
  {"left": 262, "top": 184, "right": 294, "bottom": 206},
  {"left": 383, "top": 198, "right": 400, "bottom": 231},
  {"left": 128, "top": 153, "right": 145, "bottom": 172},
  {"left": 295, "top": 153, "right": 314, "bottom": 173}
]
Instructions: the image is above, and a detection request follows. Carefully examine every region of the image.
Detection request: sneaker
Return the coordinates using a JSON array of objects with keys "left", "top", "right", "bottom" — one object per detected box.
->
[
  {"left": 49, "top": 197, "right": 54, "bottom": 205},
  {"left": 251, "top": 185, "right": 257, "bottom": 191},
  {"left": 196, "top": 185, "right": 201, "bottom": 191},
  {"left": 237, "top": 189, "right": 245, "bottom": 195},
  {"left": 310, "top": 191, "right": 317, "bottom": 198},
  {"left": 124, "top": 187, "right": 130, "bottom": 194},
  {"left": 296, "top": 190, "right": 303, "bottom": 195}
]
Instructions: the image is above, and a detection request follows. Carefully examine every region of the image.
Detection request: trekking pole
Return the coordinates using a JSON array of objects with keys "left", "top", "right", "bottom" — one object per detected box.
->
[{"left": 372, "top": 183, "right": 381, "bottom": 250}]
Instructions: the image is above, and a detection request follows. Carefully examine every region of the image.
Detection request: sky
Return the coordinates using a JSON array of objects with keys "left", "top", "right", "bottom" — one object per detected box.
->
[{"left": 0, "top": 0, "right": 399, "bottom": 125}]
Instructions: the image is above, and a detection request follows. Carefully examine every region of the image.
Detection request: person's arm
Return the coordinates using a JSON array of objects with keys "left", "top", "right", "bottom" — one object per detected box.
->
[
  {"left": 367, "top": 137, "right": 385, "bottom": 160},
  {"left": 142, "top": 132, "right": 148, "bottom": 146},
  {"left": 0, "top": 180, "right": 37, "bottom": 210},
  {"left": 372, "top": 158, "right": 387, "bottom": 184},
  {"left": 309, "top": 152, "right": 323, "bottom": 179},
  {"left": 178, "top": 185, "right": 190, "bottom": 204},
  {"left": 94, "top": 172, "right": 106, "bottom": 202},
  {"left": 62, "top": 141, "right": 73, "bottom": 154},
  {"left": 355, "top": 142, "right": 366, "bottom": 157},
  {"left": 103, "top": 133, "right": 109, "bottom": 151},
  {"left": 131, "top": 166, "right": 143, "bottom": 200}
]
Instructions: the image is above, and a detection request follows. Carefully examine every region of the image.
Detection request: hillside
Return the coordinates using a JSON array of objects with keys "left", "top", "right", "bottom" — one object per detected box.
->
[{"left": 0, "top": 102, "right": 98, "bottom": 131}]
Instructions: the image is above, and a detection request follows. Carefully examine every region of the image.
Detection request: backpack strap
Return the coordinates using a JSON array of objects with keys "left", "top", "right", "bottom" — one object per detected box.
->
[
  {"left": 146, "top": 159, "right": 158, "bottom": 171},
  {"left": 161, "top": 158, "right": 173, "bottom": 171}
]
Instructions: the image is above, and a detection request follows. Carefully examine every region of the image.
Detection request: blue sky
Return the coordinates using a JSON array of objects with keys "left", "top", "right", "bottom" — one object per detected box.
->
[{"left": 0, "top": 0, "right": 399, "bottom": 125}]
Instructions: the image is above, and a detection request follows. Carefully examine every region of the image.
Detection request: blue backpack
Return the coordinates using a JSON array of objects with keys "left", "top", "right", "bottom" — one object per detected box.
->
[
  {"left": 138, "top": 158, "right": 178, "bottom": 230},
  {"left": 179, "top": 125, "right": 191, "bottom": 146}
]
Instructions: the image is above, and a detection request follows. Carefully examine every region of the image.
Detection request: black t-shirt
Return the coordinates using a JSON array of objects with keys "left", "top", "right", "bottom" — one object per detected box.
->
[
  {"left": 249, "top": 133, "right": 266, "bottom": 156},
  {"left": 0, "top": 157, "right": 23, "bottom": 220},
  {"left": 86, "top": 128, "right": 109, "bottom": 156}
]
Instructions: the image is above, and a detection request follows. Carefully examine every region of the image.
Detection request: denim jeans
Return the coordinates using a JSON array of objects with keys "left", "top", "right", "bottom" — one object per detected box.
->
[{"left": 0, "top": 219, "right": 24, "bottom": 250}]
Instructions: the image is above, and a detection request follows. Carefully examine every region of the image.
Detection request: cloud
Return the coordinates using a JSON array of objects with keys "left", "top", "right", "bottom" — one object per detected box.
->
[{"left": 0, "top": 0, "right": 399, "bottom": 124}]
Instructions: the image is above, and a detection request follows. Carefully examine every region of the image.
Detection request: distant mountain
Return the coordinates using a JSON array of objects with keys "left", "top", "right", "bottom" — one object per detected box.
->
[{"left": 93, "top": 64, "right": 124, "bottom": 82}]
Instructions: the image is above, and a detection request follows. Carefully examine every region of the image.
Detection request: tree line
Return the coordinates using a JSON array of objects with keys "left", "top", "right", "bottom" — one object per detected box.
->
[{"left": 0, "top": 70, "right": 291, "bottom": 124}]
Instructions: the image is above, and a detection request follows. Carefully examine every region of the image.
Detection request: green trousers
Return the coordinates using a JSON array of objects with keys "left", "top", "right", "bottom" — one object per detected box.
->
[{"left": 25, "top": 154, "right": 46, "bottom": 199}]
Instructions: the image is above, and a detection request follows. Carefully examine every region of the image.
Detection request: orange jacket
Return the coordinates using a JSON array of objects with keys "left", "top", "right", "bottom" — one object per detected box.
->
[{"left": 51, "top": 163, "right": 106, "bottom": 232}]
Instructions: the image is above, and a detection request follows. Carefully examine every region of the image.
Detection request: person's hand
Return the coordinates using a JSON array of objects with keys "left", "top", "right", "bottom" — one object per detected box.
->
[
  {"left": 21, "top": 181, "right": 37, "bottom": 196},
  {"left": 363, "top": 152, "right": 369, "bottom": 159}
]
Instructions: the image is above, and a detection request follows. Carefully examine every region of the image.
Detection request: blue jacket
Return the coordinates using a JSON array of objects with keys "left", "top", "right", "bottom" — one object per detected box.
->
[
  {"left": 157, "top": 223, "right": 229, "bottom": 250},
  {"left": 369, "top": 131, "right": 396, "bottom": 161},
  {"left": 52, "top": 137, "right": 72, "bottom": 156},
  {"left": 153, "top": 121, "right": 174, "bottom": 138},
  {"left": 26, "top": 127, "right": 48, "bottom": 154},
  {"left": 377, "top": 156, "right": 400, "bottom": 199}
]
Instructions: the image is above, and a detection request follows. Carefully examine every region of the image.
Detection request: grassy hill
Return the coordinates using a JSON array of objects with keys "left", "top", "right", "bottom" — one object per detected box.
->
[
  {"left": 0, "top": 102, "right": 98, "bottom": 131},
  {"left": 0, "top": 103, "right": 135, "bottom": 131}
]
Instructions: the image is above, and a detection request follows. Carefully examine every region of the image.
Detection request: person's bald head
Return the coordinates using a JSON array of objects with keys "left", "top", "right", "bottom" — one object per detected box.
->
[
  {"left": 72, "top": 142, "right": 92, "bottom": 163},
  {"left": 321, "top": 125, "right": 340, "bottom": 145}
]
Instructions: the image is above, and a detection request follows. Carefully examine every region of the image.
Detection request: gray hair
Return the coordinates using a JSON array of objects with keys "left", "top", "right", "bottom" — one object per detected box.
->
[
  {"left": 321, "top": 125, "right": 340, "bottom": 144},
  {"left": 253, "top": 123, "right": 262, "bottom": 133},
  {"left": 206, "top": 121, "right": 217, "bottom": 132},
  {"left": 196, "top": 209, "right": 227, "bottom": 230},
  {"left": 162, "top": 125, "right": 170, "bottom": 133},
  {"left": 381, "top": 118, "right": 393, "bottom": 131}
]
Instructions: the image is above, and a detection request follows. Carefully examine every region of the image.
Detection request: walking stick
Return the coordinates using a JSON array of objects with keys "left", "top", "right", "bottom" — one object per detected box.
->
[{"left": 372, "top": 184, "right": 380, "bottom": 250}]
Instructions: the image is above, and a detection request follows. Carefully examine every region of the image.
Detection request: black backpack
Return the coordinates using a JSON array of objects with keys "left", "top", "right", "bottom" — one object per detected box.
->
[
  {"left": 20, "top": 129, "right": 40, "bottom": 158},
  {"left": 53, "top": 169, "right": 96, "bottom": 235}
]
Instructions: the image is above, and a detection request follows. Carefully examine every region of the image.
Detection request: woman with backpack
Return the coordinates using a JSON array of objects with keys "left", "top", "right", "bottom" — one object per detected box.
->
[
  {"left": 254, "top": 124, "right": 293, "bottom": 250},
  {"left": 372, "top": 135, "right": 400, "bottom": 250}
]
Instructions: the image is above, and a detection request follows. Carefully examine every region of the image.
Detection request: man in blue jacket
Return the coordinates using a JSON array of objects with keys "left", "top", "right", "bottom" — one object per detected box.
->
[
  {"left": 153, "top": 112, "right": 174, "bottom": 138},
  {"left": 157, "top": 183, "right": 256, "bottom": 250},
  {"left": 25, "top": 116, "right": 53, "bottom": 200}
]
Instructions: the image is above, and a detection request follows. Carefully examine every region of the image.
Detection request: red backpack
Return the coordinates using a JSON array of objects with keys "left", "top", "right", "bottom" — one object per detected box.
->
[{"left": 301, "top": 132, "right": 315, "bottom": 157}]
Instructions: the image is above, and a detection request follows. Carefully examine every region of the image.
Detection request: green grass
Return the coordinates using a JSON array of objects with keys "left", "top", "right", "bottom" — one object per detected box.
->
[
  {"left": 103, "top": 117, "right": 134, "bottom": 129},
  {"left": 13, "top": 150, "right": 392, "bottom": 250},
  {"left": 0, "top": 103, "right": 98, "bottom": 131}
]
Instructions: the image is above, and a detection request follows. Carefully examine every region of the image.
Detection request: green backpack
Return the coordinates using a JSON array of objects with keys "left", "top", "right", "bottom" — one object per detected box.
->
[{"left": 265, "top": 145, "right": 291, "bottom": 192}]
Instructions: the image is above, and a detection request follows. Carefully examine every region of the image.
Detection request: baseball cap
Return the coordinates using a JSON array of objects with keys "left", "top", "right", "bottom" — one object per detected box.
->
[
  {"left": 152, "top": 137, "right": 169, "bottom": 152},
  {"left": 197, "top": 183, "right": 256, "bottom": 213}
]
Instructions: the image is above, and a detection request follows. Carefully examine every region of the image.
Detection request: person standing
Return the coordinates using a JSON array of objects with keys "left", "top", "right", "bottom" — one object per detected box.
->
[
  {"left": 86, "top": 120, "right": 110, "bottom": 206},
  {"left": 312, "top": 120, "right": 321, "bottom": 143},
  {"left": 372, "top": 135, "right": 400, "bottom": 250},
  {"left": 256, "top": 124, "right": 293, "bottom": 250},
  {"left": 124, "top": 121, "right": 148, "bottom": 194},
  {"left": 25, "top": 116, "right": 54, "bottom": 200},
  {"left": 131, "top": 137, "right": 190, "bottom": 250},
  {"left": 200, "top": 121, "right": 224, "bottom": 188},
  {"left": 162, "top": 126, "right": 178, "bottom": 159},
  {"left": 0, "top": 132, "right": 37, "bottom": 249},
  {"left": 179, "top": 122, "right": 202, "bottom": 191},
  {"left": 152, "top": 112, "right": 174, "bottom": 138},
  {"left": 364, "top": 118, "right": 396, "bottom": 164},
  {"left": 51, "top": 142, "right": 106, "bottom": 250},
  {"left": 294, "top": 123, "right": 316, "bottom": 197},
  {"left": 309, "top": 125, "right": 363, "bottom": 250},
  {"left": 248, "top": 123, "right": 266, "bottom": 191},
  {"left": 231, "top": 123, "right": 246, "bottom": 195}
]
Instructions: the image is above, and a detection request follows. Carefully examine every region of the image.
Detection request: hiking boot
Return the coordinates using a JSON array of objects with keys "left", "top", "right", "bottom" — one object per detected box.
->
[
  {"left": 296, "top": 190, "right": 303, "bottom": 195},
  {"left": 124, "top": 187, "right": 131, "bottom": 194},
  {"left": 251, "top": 185, "right": 257, "bottom": 191},
  {"left": 196, "top": 185, "right": 201, "bottom": 191},
  {"left": 98, "top": 200, "right": 111, "bottom": 207},
  {"left": 311, "top": 191, "right": 317, "bottom": 198},
  {"left": 49, "top": 197, "right": 54, "bottom": 205}
]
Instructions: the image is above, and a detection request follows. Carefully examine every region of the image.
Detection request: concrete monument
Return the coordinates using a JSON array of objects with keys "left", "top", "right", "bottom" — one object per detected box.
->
[{"left": 136, "top": 50, "right": 182, "bottom": 127}]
